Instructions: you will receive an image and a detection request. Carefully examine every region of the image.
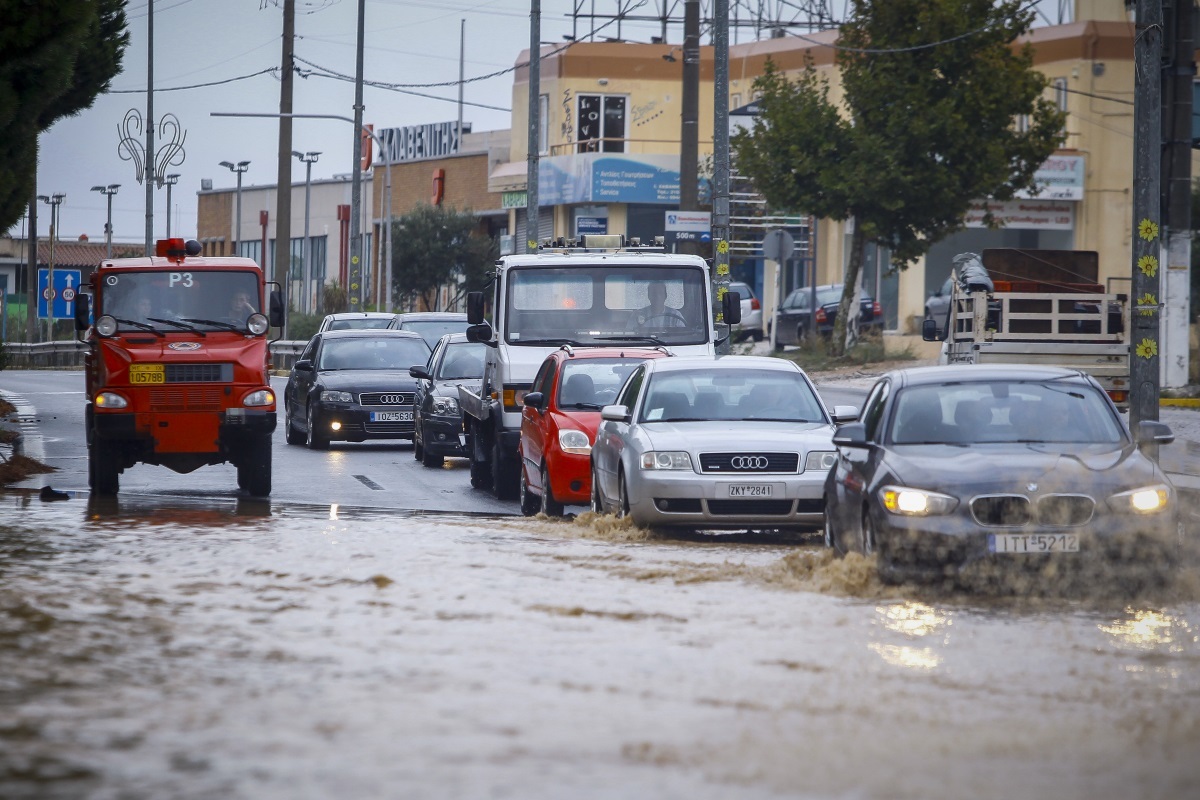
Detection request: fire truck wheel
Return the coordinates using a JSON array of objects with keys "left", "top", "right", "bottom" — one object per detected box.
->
[
  {"left": 284, "top": 404, "right": 305, "bottom": 445},
  {"left": 306, "top": 402, "right": 330, "bottom": 450},
  {"left": 237, "top": 441, "right": 272, "bottom": 496},
  {"left": 89, "top": 439, "right": 119, "bottom": 496}
]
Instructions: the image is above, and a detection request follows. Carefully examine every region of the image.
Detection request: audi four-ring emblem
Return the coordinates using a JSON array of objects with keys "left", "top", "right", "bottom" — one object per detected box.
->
[
  {"left": 731, "top": 456, "right": 768, "bottom": 470},
  {"left": 378, "top": 394, "right": 406, "bottom": 404}
]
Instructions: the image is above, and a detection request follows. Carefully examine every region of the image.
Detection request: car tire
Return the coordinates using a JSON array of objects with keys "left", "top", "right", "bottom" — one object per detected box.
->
[
  {"left": 422, "top": 445, "right": 443, "bottom": 469},
  {"left": 468, "top": 422, "right": 491, "bottom": 490},
  {"left": 284, "top": 403, "right": 305, "bottom": 445},
  {"left": 751, "top": 329, "right": 763, "bottom": 342},
  {"left": 824, "top": 509, "right": 840, "bottom": 554},
  {"left": 617, "top": 468, "right": 631, "bottom": 520},
  {"left": 861, "top": 506, "right": 876, "bottom": 555},
  {"left": 491, "top": 436, "right": 518, "bottom": 501},
  {"left": 540, "top": 461, "right": 564, "bottom": 517},
  {"left": 413, "top": 425, "right": 424, "bottom": 461},
  {"left": 518, "top": 461, "right": 539, "bottom": 516},
  {"left": 590, "top": 463, "right": 605, "bottom": 515},
  {"left": 306, "top": 402, "right": 330, "bottom": 450},
  {"left": 89, "top": 437, "right": 120, "bottom": 496}
]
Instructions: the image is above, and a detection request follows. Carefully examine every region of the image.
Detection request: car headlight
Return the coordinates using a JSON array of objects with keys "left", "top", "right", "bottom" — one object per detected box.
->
[
  {"left": 558, "top": 428, "right": 591, "bottom": 455},
  {"left": 247, "top": 313, "right": 270, "bottom": 335},
  {"left": 431, "top": 396, "right": 459, "bottom": 416},
  {"left": 95, "top": 391, "right": 128, "bottom": 409},
  {"left": 1109, "top": 485, "right": 1171, "bottom": 514},
  {"left": 804, "top": 450, "right": 837, "bottom": 471},
  {"left": 879, "top": 485, "right": 958, "bottom": 516},
  {"left": 641, "top": 451, "right": 692, "bottom": 470},
  {"left": 243, "top": 389, "right": 275, "bottom": 407},
  {"left": 322, "top": 390, "right": 354, "bottom": 403},
  {"left": 95, "top": 315, "right": 118, "bottom": 336}
]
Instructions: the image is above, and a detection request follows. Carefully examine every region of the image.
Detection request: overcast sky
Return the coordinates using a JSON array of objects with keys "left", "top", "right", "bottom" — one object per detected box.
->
[{"left": 17, "top": 0, "right": 1068, "bottom": 245}]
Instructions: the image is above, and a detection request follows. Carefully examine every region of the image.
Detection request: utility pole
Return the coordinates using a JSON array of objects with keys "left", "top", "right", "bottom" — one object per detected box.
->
[
  {"left": 275, "top": 0, "right": 296, "bottom": 334},
  {"left": 526, "top": 0, "right": 541, "bottom": 251},
  {"left": 711, "top": 0, "right": 731, "bottom": 354},
  {"left": 144, "top": 0, "right": 155, "bottom": 254},
  {"left": 26, "top": 181, "right": 37, "bottom": 343},
  {"left": 350, "top": 0, "right": 366, "bottom": 308},
  {"left": 679, "top": 0, "right": 699, "bottom": 211},
  {"left": 1130, "top": 0, "right": 1163, "bottom": 430},
  {"left": 1160, "top": 0, "right": 1193, "bottom": 388}
]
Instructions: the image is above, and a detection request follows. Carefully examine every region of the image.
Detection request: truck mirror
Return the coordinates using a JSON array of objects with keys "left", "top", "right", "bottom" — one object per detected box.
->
[
  {"left": 74, "top": 294, "right": 90, "bottom": 331},
  {"left": 922, "top": 318, "right": 939, "bottom": 342},
  {"left": 269, "top": 289, "right": 285, "bottom": 329},
  {"left": 723, "top": 290, "right": 742, "bottom": 326},
  {"left": 466, "top": 291, "right": 485, "bottom": 324}
]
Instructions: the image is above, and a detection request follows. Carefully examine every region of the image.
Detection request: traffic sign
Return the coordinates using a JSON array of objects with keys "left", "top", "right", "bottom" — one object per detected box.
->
[
  {"left": 37, "top": 268, "right": 83, "bottom": 320},
  {"left": 761, "top": 229, "right": 795, "bottom": 263}
]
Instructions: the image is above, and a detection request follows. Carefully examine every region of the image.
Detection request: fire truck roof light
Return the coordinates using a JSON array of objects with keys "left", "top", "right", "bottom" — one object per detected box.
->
[{"left": 155, "top": 238, "right": 202, "bottom": 258}]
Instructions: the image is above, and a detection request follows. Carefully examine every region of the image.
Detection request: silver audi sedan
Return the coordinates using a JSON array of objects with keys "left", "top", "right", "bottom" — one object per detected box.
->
[{"left": 589, "top": 355, "right": 858, "bottom": 531}]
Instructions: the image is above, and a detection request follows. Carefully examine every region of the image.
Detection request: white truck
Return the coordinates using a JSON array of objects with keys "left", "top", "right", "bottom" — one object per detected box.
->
[
  {"left": 923, "top": 249, "right": 1131, "bottom": 409},
  {"left": 460, "top": 235, "right": 741, "bottom": 499}
]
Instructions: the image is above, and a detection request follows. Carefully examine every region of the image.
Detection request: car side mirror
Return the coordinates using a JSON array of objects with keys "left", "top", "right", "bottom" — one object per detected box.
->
[
  {"left": 1135, "top": 420, "right": 1174, "bottom": 446},
  {"left": 600, "top": 404, "right": 631, "bottom": 422},
  {"left": 294, "top": 359, "right": 313, "bottom": 372},
  {"left": 74, "top": 294, "right": 90, "bottom": 331},
  {"left": 523, "top": 391, "right": 544, "bottom": 410},
  {"left": 831, "top": 405, "right": 859, "bottom": 423},
  {"left": 922, "top": 317, "right": 940, "bottom": 342},
  {"left": 723, "top": 290, "right": 742, "bottom": 326},
  {"left": 465, "top": 321, "right": 495, "bottom": 347},
  {"left": 409, "top": 365, "right": 431, "bottom": 380},
  {"left": 466, "top": 291, "right": 485, "bottom": 324},
  {"left": 832, "top": 422, "right": 868, "bottom": 447}
]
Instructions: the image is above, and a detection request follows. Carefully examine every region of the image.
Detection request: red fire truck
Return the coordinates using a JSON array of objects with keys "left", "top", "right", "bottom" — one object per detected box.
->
[{"left": 74, "top": 238, "right": 283, "bottom": 496}]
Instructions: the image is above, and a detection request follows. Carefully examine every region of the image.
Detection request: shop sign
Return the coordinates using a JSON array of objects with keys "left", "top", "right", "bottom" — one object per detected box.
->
[{"left": 964, "top": 200, "right": 1074, "bottom": 230}]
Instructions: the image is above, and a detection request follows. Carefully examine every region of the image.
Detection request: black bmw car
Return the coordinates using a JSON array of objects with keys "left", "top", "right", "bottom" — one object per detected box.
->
[
  {"left": 284, "top": 329, "right": 431, "bottom": 449},
  {"left": 823, "top": 364, "right": 1180, "bottom": 584},
  {"left": 408, "top": 333, "right": 485, "bottom": 467}
]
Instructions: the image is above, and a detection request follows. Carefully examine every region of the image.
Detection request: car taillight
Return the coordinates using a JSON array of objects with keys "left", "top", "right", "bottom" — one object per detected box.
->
[
  {"left": 816, "top": 308, "right": 827, "bottom": 323},
  {"left": 872, "top": 301, "right": 882, "bottom": 317},
  {"left": 750, "top": 298, "right": 760, "bottom": 311}
]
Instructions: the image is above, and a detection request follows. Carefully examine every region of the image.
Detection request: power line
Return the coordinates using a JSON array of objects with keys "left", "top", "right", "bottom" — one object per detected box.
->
[{"left": 108, "top": 67, "right": 280, "bottom": 93}]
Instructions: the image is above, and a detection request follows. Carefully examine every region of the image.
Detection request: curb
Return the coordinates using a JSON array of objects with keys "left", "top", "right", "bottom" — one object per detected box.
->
[{"left": 1160, "top": 398, "right": 1200, "bottom": 409}]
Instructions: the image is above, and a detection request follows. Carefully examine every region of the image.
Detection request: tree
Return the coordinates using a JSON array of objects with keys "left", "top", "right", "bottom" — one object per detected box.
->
[
  {"left": 0, "top": 0, "right": 130, "bottom": 231},
  {"left": 733, "top": 0, "right": 1063, "bottom": 354},
  {"left": 390, "top": 204, "right": 497, "bottom": 312}
]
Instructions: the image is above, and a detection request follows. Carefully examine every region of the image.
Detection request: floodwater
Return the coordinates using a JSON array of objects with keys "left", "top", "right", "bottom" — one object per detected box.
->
[{"left": 1, "top": 492, "right": 1199, "bottom": 800}]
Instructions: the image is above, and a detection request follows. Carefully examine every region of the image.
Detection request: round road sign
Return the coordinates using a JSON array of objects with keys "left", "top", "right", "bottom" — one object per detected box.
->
[
  {"left": 62, "top": 288, "right": 76, "bottom": 302},
  {"left": 43, "top": 287, "right": 56, "bottom": 300}
]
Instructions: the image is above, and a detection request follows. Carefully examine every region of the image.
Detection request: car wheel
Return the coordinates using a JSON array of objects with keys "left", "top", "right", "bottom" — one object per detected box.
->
[
  {"left": 284, "top": 402, "right": 305, "bottom": 445},
  {"left": 468, "top": 422, "right": 491, "bottom": 489},
  {"left": 751, "top": 329, "right": 763, "bottom": 342},
  {"left": 422, "top": 444, "right": 443, "bottom": 468},
  {"left": 590, "top": 463, "right": 605, "bottom": 515},
  {"left": 306, "top": 402, "right": 330, "bottom": 450},
  {"left": 540, "top": 461, "right": 564, "bottom": 517},
  {"left": 518, "top": 461, "right": 539, "bottom": 516},
  {"left": 617, "top": 468, "right": 631, "bottom": 520},
  {"left": 491, "top": 436, "right": 518, "bottom": 501},
  {"left": 824, "top": 511, "right": 839, "bottom": 553},
  {"left": 413, "top": 424, "right": 424, "bottom": 460},
  {"left": 860, "top": 506, "right": 876, "bottom": 555}
]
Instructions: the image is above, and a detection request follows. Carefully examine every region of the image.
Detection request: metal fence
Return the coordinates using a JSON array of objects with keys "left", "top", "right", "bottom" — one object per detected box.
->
[{"left": 2, "top": 341, "right": 310, "bottom": 372}]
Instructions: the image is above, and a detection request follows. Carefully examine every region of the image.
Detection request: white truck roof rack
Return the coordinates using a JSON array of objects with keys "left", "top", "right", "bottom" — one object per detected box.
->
[{"left": 536, "top": 234, "right": 666, "bottom": 253}]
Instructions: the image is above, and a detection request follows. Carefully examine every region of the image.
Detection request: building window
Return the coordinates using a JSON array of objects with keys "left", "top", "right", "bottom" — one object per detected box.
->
[
  {"left": 539, "top": 93, "right": 549, "bottom": 155},
  {"left": 1016, "top": 114, "right": 1030, "bottom": 133},
  {"left": 1053, "top": 77, "right": 1068, "bottom": 112},
  {"left": 577, "top": 94, "right": 626, "bottom": 153}
]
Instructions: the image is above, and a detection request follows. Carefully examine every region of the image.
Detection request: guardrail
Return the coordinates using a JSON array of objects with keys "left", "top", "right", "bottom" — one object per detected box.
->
[{"left": 2, "top": 340, "right": 310, "bottom": 371}]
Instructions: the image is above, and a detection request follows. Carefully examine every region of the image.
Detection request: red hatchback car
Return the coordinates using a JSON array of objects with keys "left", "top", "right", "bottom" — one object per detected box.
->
[{"left": 519, "top": 346, "right": 669, "bottom": 516}]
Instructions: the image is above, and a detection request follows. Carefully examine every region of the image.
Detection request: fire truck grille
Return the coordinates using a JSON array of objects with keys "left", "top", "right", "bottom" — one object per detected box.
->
[
  {"left": 149, "top": 388, "right": 224, "bottom": 411},
  {"left": 164, "top": 363, "right": 232, "bottom": 383}
]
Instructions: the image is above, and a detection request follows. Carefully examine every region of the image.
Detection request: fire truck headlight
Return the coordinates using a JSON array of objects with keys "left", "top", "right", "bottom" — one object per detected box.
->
[
  {"left": 95, "top": 315, "right": 118, "bottom": 336},
  {"left": 243, "top": 389, "right": 275, "bottom": 407},
  {"left": 247, "top": 314, "right": 269, "bottom": 335},
  {"left": 95, "top": 392, "right": 128, "bottom": 409}
]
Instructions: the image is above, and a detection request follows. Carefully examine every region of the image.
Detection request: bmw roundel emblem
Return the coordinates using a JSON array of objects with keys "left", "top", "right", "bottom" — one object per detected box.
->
[{"left": 168, "top": 341, "right": 202, "bottom": 351}]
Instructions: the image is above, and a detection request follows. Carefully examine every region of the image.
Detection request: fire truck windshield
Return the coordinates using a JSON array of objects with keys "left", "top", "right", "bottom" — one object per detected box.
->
[{"left": 102, "top": 270, "right": 261, "bottom": 330}]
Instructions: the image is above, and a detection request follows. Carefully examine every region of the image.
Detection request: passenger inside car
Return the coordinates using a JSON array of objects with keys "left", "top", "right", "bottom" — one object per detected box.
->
[{"left": 560, "top": 373, "right": 597, "bottom": 407}]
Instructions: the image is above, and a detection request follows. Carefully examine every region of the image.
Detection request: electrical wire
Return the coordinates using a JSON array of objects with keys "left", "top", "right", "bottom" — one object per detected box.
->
[{"left": 107, "top": 67, "right": 280, "bottom": 93}]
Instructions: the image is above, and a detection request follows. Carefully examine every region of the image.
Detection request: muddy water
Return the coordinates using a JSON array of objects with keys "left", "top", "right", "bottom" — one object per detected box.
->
[{"left": 1, "top": 493, "right": 1198, "bottom": 800}]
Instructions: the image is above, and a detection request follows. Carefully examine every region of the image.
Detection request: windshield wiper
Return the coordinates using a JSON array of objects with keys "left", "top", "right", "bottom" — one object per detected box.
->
[
  {"left": 512, "top": 338, "right": 584, "bottom": 347},
  {"left": 561, "top": 402, "right": 604, "bottom": 410},
  {"left": 113, "top": 318, "right": 164, "bottom": 337},
  {"left": 148, "top": 317, "right": 205, "bottom": 336},
  {"left": 179, "top": 317, "right": 243, "bottom": 332},
  {"left": 595, "top": 334, "right": 668, "bottom": 346}
]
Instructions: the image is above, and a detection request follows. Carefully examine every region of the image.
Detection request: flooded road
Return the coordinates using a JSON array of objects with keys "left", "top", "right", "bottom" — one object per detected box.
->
[{"left": 2, "top": 492, "right": 1198, "bottom": 799}]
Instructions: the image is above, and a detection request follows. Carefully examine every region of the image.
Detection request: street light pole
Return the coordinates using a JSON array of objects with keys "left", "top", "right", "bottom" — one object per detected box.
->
[
  {"left": 213, "top": 112, "right": 392, "bottom": 313},
  {"left": 91, "top": 184, "right": 120, "bottom": 259},
  {"left": 163, "top": 174, "right": 180, "bottom": 238},
  {"left": 37, "top": 192, "right": 65, "bottom": 341},
  {"left": 219, "top": 160, "right": 250, "bottom": 255},
  {"left": 292, "top": 150, "right": 320, "bottom": 314}
]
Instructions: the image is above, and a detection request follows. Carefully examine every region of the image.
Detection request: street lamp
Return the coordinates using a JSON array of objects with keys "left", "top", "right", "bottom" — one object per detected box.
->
[
  {"left": 90, "top": 184, "right": 120, "bottom": 259},
  {"left": 36, "top": 192, "right": 65, "bottom": 341},
  {"left": 292, "top": 150, "right": 320, "bottom": 314},
  {"left": 162, "top": 174, "right": 180, "bottom": 238},
  {"left": 219, "top": 160, "right": 250, "bottom": 255}
]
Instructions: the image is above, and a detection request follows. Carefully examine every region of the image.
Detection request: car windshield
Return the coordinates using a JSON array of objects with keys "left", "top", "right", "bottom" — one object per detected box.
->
[
  {"left": 889, "top": 381, "right": 1125, "bottom": 445},
  {"left": 401, "top": 320, "right": 468, "bottom": 347},
  {"left": 557, "top": 358, "right": 648, "bottom": 409},
  {"left": 329, "top": 318, "right": 393, "bottom": 330},
  {"left": 436, "top": 342, "right": 485, "bottom": 380},
  {"left": 101, "top": 269, "right": 261, "bottom": 331},
  {"left": 639, "top": 368, "right": 826, "bottom": 423},
  {"left": 318, "top": 337, "right": 430, "bottom": 370},
  {"left": 505, "top": 265, "right": 709, "bottom": 346}
]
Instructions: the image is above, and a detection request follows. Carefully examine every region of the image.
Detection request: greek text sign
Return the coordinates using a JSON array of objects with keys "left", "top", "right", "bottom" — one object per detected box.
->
[{"left": 377, "top": 121, "right": 472, "bottom": 164}]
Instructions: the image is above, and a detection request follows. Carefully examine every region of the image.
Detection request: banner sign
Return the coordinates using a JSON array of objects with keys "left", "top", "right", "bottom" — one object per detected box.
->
[
  {"left": 377, "top": 121, "right": 472, "bottom": 164},
  {"left": 665, "top": 211, "right": 711, "bottom": 232},
  {"left": 964, "top": 200, "right": 1074, "bottom": 230},
  {"left": 502, "top": 191, "right": 527, "bottom": 209},
  {"left": 539, "top": 153, "right": 682, "bottom": 206},
  {"left": 1014, "top": 154, "right": 1085, "bottom": 201}
]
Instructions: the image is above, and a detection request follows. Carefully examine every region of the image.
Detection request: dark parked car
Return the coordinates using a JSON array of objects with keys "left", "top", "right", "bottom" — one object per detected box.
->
[
  {"left": 770, "top": 283, "right": 883, "bottom": 348},
  {"left": 389, "top": 312, "right": 470, "bottom": 348},
  {"left": 823, "top": 364, "right": 1180, "bottom": 584},
  {"left": 409, "top": 333, "right": 486, "bottom": 467},
  {"left": 283, "top": 329, "right": 431, "bottom": 449}
]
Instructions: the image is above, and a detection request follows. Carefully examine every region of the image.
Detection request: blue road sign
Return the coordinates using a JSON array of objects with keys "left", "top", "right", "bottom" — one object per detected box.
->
[{"left": 37, "top": 268, "right": 83, "bottom": 320}]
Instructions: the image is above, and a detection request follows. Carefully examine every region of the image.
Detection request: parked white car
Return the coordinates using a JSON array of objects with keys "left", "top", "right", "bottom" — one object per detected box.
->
[{"left": 729, "top": 281, "right": 763, "bottom": 341}]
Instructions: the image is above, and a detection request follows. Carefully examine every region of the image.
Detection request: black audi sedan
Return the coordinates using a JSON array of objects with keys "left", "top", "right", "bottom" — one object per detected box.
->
[
  {"left": 823, "top": 364, "right": 1180, "bottom": 584},
  {"left": 283, "top": 329, "right": 431, "bottom": 449},
  {"left": 408, "top": 333, "right": 485, "bottom": 467}
]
